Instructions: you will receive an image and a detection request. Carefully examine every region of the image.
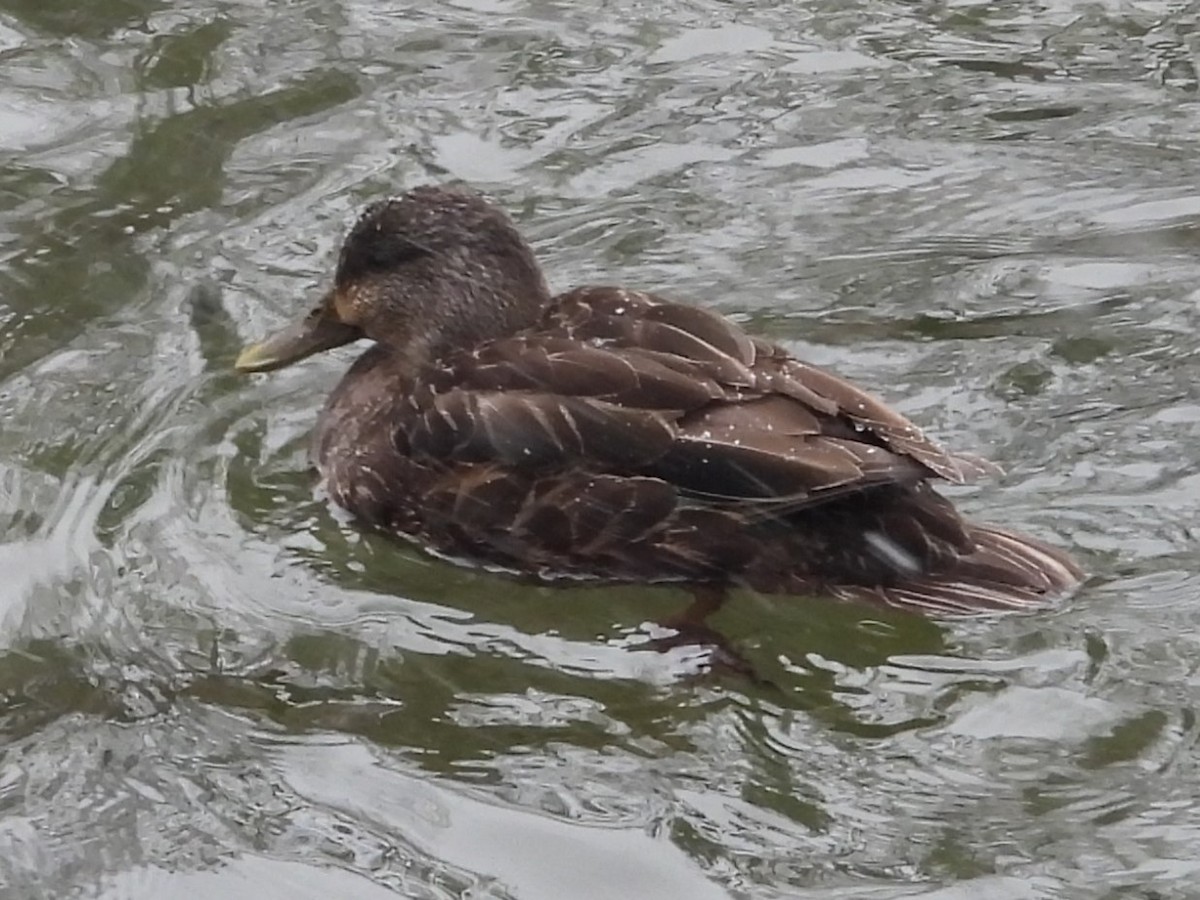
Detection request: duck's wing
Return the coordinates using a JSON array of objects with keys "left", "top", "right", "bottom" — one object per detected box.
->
[{"left": 407, "top": 286, "right": 993, "bottom": 513}]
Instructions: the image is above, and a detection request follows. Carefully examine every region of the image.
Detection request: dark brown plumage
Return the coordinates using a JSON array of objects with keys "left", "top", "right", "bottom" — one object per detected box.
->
[{"left": 236, "top": 185, "right": 1083, "bottom": 616}]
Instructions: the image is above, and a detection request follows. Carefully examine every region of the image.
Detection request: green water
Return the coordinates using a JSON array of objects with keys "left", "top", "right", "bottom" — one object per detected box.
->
[{"left": 1, "top": 1, "right": 1198, "bottom": 897}]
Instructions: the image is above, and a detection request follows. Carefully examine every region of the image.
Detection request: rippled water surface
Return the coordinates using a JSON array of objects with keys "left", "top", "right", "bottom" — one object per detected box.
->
[{"left": 2, "top": 0, "right": 1199, "bottom": 897}]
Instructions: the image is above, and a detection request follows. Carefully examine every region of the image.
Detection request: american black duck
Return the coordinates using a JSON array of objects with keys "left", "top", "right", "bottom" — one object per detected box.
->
[{"left": 235, "top": 185, "right": 1082, "bottom": 617}]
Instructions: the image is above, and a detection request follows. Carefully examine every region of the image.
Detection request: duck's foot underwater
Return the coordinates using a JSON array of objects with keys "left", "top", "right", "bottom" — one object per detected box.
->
[{"left": 642, "top": 585, "right": 772, "bottom": 685}]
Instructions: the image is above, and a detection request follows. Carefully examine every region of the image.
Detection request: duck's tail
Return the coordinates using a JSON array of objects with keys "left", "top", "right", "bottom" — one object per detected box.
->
[{"left": 829, "top": 524, "right": 1084, "bottom": 617}]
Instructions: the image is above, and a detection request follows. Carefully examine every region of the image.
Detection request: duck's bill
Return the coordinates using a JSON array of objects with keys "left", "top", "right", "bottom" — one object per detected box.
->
[{"left": 235, "top": 305, "right": 362, "bottom": 374}]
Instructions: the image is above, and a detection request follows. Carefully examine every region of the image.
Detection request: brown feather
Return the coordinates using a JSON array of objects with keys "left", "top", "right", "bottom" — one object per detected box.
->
[
  {"left": 278, "top": 188, "right": 1083, "bottom": 617},
  {"left": 410, "top": 391, "right": 677, "bottom": 469},
  {"left": 313, "top": 285, "right": 1082, "bottom": 615}
]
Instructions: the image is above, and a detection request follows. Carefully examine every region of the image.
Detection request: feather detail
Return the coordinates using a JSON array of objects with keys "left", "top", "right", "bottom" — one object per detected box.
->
[{"left": 312, "top": 280, "right": 1082, "bottom": 615}]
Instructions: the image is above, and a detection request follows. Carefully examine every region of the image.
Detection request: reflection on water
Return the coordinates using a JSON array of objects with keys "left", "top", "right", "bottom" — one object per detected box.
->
[{"left": 1, "top": 0, "right": 1200, "bottom": 897}]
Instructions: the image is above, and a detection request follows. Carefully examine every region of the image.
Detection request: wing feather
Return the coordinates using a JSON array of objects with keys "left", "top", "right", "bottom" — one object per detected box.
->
[
  {"left": 416, "top": 287, "right": 995, "bottom": 510},
  {"left": 409, "top": 390, "right": 677, "bottom": 468}
]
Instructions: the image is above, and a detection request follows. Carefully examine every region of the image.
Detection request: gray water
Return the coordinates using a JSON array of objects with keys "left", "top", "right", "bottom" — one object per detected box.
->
[{"left": 1, "top": 1, "right": 1199, "bottom": 897}]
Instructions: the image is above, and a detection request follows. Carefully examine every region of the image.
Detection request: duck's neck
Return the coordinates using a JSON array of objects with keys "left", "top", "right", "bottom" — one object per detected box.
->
[
  {"left": 308, "top": 343, "right": 429, "bottom": 526},
  {"left": 400, "top": 278, "right": 552, "bottom": 372},
  {"left": 315, "top": 346, "right": 411, "bottom": 460}
]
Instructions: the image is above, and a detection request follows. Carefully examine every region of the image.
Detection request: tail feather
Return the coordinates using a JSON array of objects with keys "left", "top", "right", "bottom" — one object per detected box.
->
[{"left": 830, "top": 524, "right": 1083, "bottom": 617}]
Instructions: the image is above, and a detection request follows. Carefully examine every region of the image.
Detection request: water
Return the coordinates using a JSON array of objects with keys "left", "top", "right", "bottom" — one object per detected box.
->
[{"left": 1, "top": 1, "right": 1198, "bottom": 897}]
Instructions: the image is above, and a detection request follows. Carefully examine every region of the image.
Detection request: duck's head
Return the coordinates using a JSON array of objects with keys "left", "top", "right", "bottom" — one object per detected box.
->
[{"left": 235, "top": 185, "right": 551, "bottom": 374}]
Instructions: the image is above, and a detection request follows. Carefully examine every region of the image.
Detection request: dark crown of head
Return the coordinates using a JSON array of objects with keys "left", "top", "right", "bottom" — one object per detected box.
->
[{"left": 336, "top": 185, "right": 518, "bottom": 285}]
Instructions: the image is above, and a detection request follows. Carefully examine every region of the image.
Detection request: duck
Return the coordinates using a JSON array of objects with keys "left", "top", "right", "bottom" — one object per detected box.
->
[{"left": 235, "top": 184, "right": 1082, "bottom": 617}]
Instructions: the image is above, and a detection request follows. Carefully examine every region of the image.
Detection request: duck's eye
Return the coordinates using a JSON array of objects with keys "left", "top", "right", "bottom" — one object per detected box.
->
[{"left": 338, "top": 232, "right": 432, "bottom": 283}]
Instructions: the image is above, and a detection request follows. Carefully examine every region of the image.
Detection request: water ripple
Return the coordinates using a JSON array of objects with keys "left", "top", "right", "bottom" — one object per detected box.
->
[{"left": 2, "top": 0, "right": 1200, "bottom": 897}]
